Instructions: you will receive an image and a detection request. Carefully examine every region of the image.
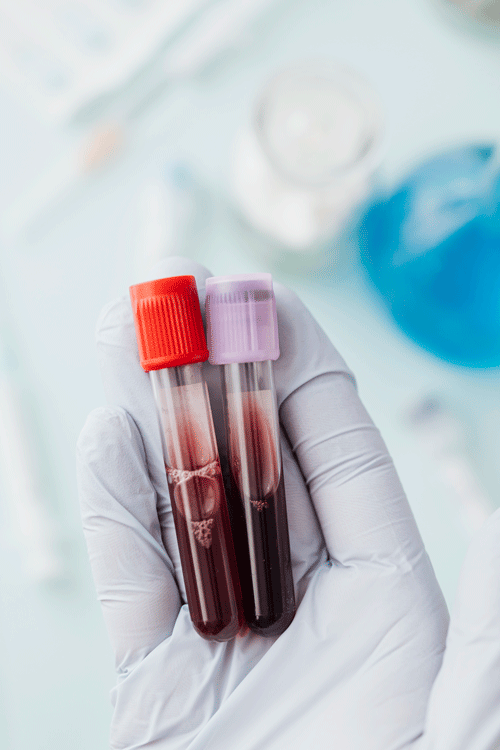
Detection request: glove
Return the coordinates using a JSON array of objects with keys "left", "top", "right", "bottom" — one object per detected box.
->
[{"left": 77, "top": 256, "right": 500, "bottom": 750}]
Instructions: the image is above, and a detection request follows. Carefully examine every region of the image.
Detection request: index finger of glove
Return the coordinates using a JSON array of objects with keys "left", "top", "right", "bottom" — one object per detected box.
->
[
  {"left": 274, "top": 284, "right": 426, "bottom": 571},
  {"left": 77, "top": 406, "right": 181, "bottom": 675}
]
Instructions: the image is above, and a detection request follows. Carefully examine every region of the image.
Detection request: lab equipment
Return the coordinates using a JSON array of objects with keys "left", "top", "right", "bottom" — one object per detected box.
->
[
  {"left": 0, "top": 0, "right": 283, "bottom": 124},
  {"left": 0, "top": 0, "right": 211, "bottom": 124},
  {"left": 231, "top": 61, "right": 383, "bottom": 254},
  {"left": 206, "top": 273, "right": 295, "bottom": 636},
  {"left": 130, "top": 275, "right": 242, "bottom": 640},
  {"left": 0, "top": 0, "right": 283, "bottom": 242},
  {"left": 360, "top": 144, "right": 500, "bottom": 366}
]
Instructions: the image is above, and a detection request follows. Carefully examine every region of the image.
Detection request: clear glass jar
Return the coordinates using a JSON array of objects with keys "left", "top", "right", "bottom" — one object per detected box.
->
[{"left": 231, "top": 61, "right": 384, "bottom": 258}]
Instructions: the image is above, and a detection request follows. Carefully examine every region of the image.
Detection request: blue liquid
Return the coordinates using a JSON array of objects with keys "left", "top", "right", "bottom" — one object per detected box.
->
[{"left": 360, "top": 145, "right": 500, "bottom": 367}]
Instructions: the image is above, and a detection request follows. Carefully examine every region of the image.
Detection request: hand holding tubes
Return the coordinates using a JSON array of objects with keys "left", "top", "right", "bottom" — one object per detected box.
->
[
  {"left": 129, "top": 272, "right": 295, "bottom": 640},
  {"left": 78, "top": 257, "right": 500, "bottom": 750}
]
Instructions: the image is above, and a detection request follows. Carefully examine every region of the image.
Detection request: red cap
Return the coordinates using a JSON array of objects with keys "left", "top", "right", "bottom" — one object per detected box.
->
[{"left": 129, "top": 276, "right": 209, "bottom": 371}]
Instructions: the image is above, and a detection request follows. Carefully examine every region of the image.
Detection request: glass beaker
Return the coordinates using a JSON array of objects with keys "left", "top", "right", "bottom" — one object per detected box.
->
[{"left": 231, "top": 61, "right": 384, "bottom": 258}]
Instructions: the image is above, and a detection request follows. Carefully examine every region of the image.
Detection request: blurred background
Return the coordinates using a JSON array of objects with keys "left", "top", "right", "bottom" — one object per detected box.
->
[{"left": 1, "top": 0, "right": 500, "bottom": 746}]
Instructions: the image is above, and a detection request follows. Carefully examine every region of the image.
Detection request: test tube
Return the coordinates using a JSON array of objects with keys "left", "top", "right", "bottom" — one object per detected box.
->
[
  {"left": 130, "top": 276, "right": 243, "bottom": 641},
  {"left": 206, "top": 273, "right": 296, "bottom": 637}
]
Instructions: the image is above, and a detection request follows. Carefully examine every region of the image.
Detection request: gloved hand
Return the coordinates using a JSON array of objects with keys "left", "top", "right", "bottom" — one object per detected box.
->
[{"left": 77, "top": 257, "right": 500, "bottom": 750}]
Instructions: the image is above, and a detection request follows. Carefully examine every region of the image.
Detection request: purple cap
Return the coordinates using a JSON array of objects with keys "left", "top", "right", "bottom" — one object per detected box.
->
[{"left": 205, "top": 273, "right": 280, "bottom": 365}]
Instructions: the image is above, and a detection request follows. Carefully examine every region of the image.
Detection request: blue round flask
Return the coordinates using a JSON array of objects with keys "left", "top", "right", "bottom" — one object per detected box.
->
[{"left": 360, "top": 144, "right": 500, "bottom": 367}]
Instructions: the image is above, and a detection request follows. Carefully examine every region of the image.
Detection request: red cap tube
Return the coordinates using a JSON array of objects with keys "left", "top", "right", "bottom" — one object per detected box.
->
[{"left": 129, "top": 276, "right": 209, "bottom": 371}]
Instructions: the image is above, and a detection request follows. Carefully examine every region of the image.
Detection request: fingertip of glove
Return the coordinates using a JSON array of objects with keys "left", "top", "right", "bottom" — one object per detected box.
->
[
  {"left": 77, "top": 406, "right": 144, "bottom": 465},
  {"left": 95, "top": 296, "right": 134, "bottom": 347}
]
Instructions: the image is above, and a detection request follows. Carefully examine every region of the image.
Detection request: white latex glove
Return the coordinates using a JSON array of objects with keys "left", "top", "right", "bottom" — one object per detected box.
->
[{"left": 77, "top": 257, "right": 500, "bottom": 750}]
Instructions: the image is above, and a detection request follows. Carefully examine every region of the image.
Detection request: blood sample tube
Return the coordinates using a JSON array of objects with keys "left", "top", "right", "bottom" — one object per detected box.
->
[
  {"left": 130, "top": 276, "right": 243, "bottom": 641},
  {"left": 205, "top": 273, "right": 296, "bottom": 637}
]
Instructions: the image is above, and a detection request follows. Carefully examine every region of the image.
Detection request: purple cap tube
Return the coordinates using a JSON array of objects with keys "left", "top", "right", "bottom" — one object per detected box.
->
[
  {"left": 206, "top": 273, "right": 296, "bottom": 637},
  {"left": 205, "top": 273, "right": 279, "bottom": 365}
]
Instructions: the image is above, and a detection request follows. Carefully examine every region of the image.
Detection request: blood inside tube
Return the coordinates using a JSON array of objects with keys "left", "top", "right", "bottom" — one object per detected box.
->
[
  {"left": 226, "top": 390, "right": 295, "bottom": 636},
  {"left": 168, "top": 467, "right": 241, "bottom": 640},
  {"left": 162, "top": 378, "right": 242, "bottom": 641}
]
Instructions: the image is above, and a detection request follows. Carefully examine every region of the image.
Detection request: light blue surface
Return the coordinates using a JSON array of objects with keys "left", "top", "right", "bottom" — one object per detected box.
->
[{"left": 2, "top": 0, "right": 500, "bottom": 747}]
